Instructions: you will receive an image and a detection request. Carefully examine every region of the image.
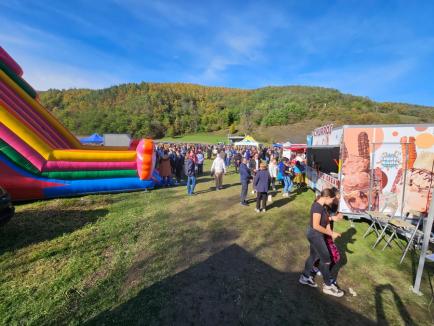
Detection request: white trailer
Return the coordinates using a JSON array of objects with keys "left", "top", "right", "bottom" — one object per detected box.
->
[{"left": 306, "top": 124, "right": 434, "bottom": 218}]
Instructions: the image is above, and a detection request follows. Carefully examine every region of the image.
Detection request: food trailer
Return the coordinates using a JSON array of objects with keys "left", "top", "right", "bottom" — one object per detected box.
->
[
  {"left": 306, "top": 124, "right": 434, "bottom": 218},
  {"left": 282, "top": 142, "right": 307, "bottom": 160}
]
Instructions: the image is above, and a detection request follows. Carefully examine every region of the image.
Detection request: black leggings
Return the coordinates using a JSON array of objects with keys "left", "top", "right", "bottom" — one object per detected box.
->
[
  {"left": 256, "top": 192, "right": 267, "bottom": 210},
  {"left": 303, "top": 228, "right": 332, "bottom": 285},
  {"left": 270, "top": 177, "right": 276, "bottom": 189}
]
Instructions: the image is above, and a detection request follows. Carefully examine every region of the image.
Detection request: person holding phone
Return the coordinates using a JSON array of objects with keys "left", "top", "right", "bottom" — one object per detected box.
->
[{"left": 299, "top": 188, "right": 344, "bottom": 297}]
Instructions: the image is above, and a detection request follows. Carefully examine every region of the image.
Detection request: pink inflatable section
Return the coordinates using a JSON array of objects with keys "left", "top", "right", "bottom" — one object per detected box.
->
[
  {"left": 0, "top": 47, "right": 23, "bottom": 77},
  {"left": 0, "top": 80, "right": 71, "bottom": 148}
]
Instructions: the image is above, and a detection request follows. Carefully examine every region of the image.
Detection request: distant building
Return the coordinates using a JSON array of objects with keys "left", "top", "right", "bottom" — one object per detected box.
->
[
  {"left": 103, "top": 133, "right": 131, "bottom": 147},
  {"left": 227, "top": 134, "right": 245, "bottom": 144}
]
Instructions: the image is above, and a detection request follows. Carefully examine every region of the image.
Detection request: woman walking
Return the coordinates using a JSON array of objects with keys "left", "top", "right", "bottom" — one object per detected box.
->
[
  {"left": 298, "top": 188, "right": 344, "bottom": 297},
  {"left": 158, "top": 150, "right": 172, "bottom": 186},
  {"left": 268, "top": 158, "right": 278, "bottom": 191},
  {"left": 253, "top": 163, "right": 271, "bottom": 213},
  {"left": 185, "top": 152, "right": 197, "bottom": 195}
]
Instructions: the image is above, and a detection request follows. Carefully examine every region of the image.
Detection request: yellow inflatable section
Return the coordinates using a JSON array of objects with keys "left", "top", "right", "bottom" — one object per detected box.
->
[
  {"left": 0, "top": 103, "right": 136, "bottom": 161},
  {"left": 0, "top": 70, "right": 129, "bottom": 151}
]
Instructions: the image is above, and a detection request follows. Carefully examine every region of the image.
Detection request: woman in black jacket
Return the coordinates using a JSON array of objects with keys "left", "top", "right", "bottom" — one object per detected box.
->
[{"left": 253, "top": 163, "right": 271, "bottom": 213}]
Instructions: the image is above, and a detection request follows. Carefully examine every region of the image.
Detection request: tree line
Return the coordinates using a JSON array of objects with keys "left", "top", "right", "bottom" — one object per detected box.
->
[{"left": 39, "top": 83, "right": 434, "bottom": 139}]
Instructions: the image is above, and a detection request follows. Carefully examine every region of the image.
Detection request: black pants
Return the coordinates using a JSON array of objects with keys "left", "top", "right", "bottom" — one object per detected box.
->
[
  {"left": 270, "top": 177, "right": 276, "bottom": 190},
  {"left": 240, "top": 181, "right": 249, "bottom": 203},
  {"left": 198, "top": 164, "right": 203, "bottom": 175},
  {"left": 303, "top": 227, "right": 332, "bottom": 285},
  {"left": 256, "top": 192, "right": 267, "bottom": 210}
]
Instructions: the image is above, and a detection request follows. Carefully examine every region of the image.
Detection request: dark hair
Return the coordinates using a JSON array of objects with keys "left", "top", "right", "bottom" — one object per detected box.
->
[{"left": 320, "top": 188, "right": 336, "bottom": 199}]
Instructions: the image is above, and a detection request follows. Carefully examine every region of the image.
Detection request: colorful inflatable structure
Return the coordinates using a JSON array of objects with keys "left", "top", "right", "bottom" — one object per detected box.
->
[{"left": 0, "top": 47, "right": 159, "bottom": 201}]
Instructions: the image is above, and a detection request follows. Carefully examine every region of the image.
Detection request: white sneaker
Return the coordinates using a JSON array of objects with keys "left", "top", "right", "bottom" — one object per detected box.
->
[
  {"left": 261, "top": 209, "right": 266, "bottom": 213},
  {"left": 298, "top": 274, "right": 318, "bottom": 288},
  {"left": 311, "top": 267, "right": 322, "bottom": 276},
  {"left": 323, "top": 283, "right": 344, "bottom": 297},
  {"left": 255, "top": 209, "right": 260, "bottom": 213}
]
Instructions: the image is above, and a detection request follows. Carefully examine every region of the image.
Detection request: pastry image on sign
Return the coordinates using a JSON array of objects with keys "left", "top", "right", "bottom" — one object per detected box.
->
[
  {"left": 342, "top": 131, "right": 378, "bottom": 212},
  {"left": 393, "top": 150, "right": 434, "bottom": 215}
]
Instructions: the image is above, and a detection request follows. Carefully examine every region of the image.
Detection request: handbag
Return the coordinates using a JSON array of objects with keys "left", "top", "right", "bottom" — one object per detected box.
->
[{"left": 325, "top": 236, "right": 341, "bottom": 264}]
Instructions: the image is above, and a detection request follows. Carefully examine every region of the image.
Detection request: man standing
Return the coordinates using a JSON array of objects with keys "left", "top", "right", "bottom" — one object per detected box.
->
[
  {"left": 239, "top": 158, "right": 251, "bottom": 206},
  {"left": 196, "top": 150, "right": 205, "bottom": 175},
  {"left": 174, "top": 150, "right": 185, "bottom": 185},
  {"left": 185, "top": 152, "right": 196, "bottom": 196},
  {"left": 211, "top": 151, "right": 226, "bottom": 190}
]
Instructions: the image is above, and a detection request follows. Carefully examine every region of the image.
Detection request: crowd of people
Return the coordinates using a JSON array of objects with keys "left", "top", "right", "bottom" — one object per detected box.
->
[
  {"left": 154, "top": 142, "right": 346, "bottom": 298},
  {"left": 154, "top": 143, "right": 307, "bottom": 204}
]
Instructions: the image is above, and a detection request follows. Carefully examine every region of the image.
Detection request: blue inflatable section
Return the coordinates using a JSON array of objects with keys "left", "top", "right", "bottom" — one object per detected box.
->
[{"left": 0, "top": 154, "right": 161, "bottom": 199}]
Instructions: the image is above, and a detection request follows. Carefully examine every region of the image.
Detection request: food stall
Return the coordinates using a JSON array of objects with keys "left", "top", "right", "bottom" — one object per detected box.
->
[{"left": 306, "top": 123, "right": 434, "bottom": 218}]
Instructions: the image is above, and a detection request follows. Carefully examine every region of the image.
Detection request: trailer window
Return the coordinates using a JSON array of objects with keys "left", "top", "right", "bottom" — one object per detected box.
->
[{"left": 307, "top": 147, "right": 340, "bottom": 174}]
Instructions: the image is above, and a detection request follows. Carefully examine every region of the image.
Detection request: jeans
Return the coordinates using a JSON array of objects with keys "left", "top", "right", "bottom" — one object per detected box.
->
[
  {"left": 162, "top": 176, "right": 171, "bottom": 186},
  {"left": 240, "top": 181, "right": 249, "bottom": 203},
  {"left": 256, "top": 192, "right": 268, "bottom": 210},
  {"left": 186, "top": 176, "right": 196, "bottom": 195},
  {"left": 303, "top": 227, "right": 332, "bottom": 286},
  {"left": 283, "top": 176, "right": 292, "bottom": 193}
]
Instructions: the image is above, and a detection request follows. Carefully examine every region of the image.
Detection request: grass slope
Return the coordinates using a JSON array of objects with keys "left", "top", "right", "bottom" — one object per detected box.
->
[
  {"left": 158, "top": 132, "right": 228, "bottom": 144},
  {"left": 0, "top": 162, "right": 433, "bottom": 325}
]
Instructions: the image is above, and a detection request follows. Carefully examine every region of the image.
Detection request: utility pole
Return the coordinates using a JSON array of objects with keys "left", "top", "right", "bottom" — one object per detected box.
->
[{"left": 412, "top": 187, "right": 434, "bottom": 295}]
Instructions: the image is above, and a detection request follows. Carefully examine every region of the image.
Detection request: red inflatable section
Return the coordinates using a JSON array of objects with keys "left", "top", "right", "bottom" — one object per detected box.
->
[
  {"left": 0, "top": 161, "right": 63, "bottom": 200},
  {"left": 136, "top": 139, "right": 155, "bottom": 180}
]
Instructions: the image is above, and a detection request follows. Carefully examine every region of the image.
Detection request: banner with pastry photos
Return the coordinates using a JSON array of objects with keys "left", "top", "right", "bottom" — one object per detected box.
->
[{"left": 340, "top": 125, "right": 434, "bottom": 216}]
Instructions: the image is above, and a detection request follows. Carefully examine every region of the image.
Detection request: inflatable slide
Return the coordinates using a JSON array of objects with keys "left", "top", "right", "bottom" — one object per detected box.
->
[{"left": 0, "top": 47, "right": 159, "bottom": 201}]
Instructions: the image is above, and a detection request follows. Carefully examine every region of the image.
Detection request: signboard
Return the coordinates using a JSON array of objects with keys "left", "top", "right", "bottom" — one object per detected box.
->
[
  {"left": 312, "top": 124, "right": 342, "bottom": 146},
  {"left": 339, "top": 125, "right": 434, "bottom": 216}
]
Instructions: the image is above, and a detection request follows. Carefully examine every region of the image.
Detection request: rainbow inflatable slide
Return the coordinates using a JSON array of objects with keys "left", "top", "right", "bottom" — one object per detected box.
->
[{"left": 0, "top": 47, "right": 159, "bottom": 201}]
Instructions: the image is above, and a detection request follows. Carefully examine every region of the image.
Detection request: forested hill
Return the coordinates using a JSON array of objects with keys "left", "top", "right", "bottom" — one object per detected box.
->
[{"left": 39, "top": 83, "right": 434, "bottom": 141}]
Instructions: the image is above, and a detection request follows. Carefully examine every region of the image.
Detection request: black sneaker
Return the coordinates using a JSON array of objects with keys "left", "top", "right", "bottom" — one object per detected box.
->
[
  {"left": 240, "top": 202, "right": 248, "bottom": 206},
  {"left": 299, "top": 274, "right": 318, "bottom": 288}
]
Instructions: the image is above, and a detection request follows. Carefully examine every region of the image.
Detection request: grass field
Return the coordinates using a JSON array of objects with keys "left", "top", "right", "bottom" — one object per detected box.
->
[
  {"left": 158, "top": 132, "right": 228, "bottom": 144},
  {"left": 1, "top": 162, "right": 434, "bottom": 325}
]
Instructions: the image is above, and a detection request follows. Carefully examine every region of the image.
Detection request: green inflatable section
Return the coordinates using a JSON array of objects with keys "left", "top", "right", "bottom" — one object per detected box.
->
[
  {"left": 41, "top": 169, "right": 138, "bottom": 180},
  {"left": 0, "top": 139, "right": 138, "bottom": 179},
  {"left": 0, "top": 60, "right": 37, "bottom": 99},
  {"left": 0, "top": 139, "right": 40, "bottom": 174}
]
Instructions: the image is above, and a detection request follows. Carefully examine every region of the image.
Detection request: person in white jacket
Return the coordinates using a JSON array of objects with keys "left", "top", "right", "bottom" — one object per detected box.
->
[
  {"left": 268, "top": 158, "right": 278, "bottom": 191},
  {"left": 211, "top": 153, "right": 227, "bottom": 190}
]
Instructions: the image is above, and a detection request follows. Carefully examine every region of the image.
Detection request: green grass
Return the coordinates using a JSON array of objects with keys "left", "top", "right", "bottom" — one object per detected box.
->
[
  {"left": 158, "top": 132, "right": 228, "bottom": 144},
  {"left": 1, "top": 161, "right": 433, "bottom": 325}
]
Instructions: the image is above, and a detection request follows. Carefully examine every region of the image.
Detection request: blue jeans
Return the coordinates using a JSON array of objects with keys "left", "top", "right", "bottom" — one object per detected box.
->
[
  {"left": 187, "top": 176, "right": 196, "bottom": 195},
  {"left": 283, "top": 176, "right": 293, "bottom": 193}
]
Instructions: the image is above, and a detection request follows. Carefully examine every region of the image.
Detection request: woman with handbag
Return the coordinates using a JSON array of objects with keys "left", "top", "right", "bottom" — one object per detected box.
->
[{"left": 299, "top": 188, "right": 344, "bottom": 297}]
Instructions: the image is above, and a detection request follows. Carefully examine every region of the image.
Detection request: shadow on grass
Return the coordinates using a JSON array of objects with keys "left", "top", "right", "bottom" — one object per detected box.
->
[
  {"left": 267, "top": 194, "right": 298, "bottom": 209},
  {"left": 375, "top": 284, "right": 414, "bottom": 326},
  {"left": 0, "top": 208, "right": 108, "bottom": 255},
  {"left": 332, "top": 228, "right": 357, "bottom": 280},
  {"left": 87, "top": 244, "right": 375, "bottom": 325}
]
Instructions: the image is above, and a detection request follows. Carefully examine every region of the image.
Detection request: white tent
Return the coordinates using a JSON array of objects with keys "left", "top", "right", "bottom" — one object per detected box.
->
[{"left": 234, "top": 135, "right": 259, "bottom": 147}]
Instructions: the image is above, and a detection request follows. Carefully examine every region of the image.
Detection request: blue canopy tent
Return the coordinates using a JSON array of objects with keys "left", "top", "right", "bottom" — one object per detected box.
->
[{"left": 80, "top": 133, "right": 103, "bottom": 145}]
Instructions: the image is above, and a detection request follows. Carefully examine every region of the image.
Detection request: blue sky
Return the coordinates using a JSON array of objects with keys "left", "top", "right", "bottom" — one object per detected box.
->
[{"left": 1, "top": 0, "right": 434, "bottom": 105}]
